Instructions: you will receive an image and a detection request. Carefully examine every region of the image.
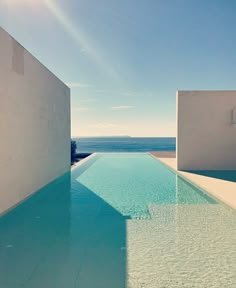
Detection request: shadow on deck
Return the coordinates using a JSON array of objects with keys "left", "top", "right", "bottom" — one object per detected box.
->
[{"left": 185, "top": 170, "right": 236, "bottom": 183}]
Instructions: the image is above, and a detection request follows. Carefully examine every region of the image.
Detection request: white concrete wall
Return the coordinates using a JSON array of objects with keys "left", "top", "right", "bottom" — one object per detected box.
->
[
  {"left": 0, "top": 27, "right": 70, "bottom": 215},
  {"left": 177, "top": 90, "right": 236, "bottom": 170}
]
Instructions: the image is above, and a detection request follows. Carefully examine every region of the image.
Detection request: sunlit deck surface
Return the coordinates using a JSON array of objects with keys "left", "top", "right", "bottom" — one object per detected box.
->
[{"left": 152, "top": 156, "right": 236, "bottom": 210}]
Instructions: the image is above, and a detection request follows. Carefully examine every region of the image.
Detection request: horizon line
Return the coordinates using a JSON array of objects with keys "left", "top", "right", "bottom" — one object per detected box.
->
[{"left": 71, "top": 135, "right": 177, "bottom": 138}]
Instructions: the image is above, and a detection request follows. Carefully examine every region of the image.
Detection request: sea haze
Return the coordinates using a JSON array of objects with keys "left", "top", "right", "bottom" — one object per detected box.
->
[{"left": 73, "top": 137, "right": 176, "bottom": 153}]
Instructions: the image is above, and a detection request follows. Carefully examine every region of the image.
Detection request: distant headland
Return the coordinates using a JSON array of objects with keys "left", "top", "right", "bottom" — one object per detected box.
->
[{"left": 73, "top": 136, "right": 132, "bottom": 138}]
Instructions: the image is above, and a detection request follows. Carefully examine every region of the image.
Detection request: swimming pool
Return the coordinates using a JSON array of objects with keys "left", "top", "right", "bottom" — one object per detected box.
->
[
  {"left": 73, "top": 153, "right": 216, "bottom": 219},
  {"left": 0, "top": 153, "right": 235, "bottom": 287}
]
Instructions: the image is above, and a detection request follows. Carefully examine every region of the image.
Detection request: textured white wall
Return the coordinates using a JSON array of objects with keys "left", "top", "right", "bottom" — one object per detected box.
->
[
  {"left": 177, "top": 90, "right": 236, "bottom": 170},
  {"left": 0, "top": 28, "right": 70, "bottom": 215}
]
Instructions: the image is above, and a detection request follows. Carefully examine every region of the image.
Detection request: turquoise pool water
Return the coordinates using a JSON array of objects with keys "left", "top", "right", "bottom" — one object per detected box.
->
[
  {"left": 74, "top": 153, "right": 216, "bottom": 219},
  {"left": 0, "top": 153, "right": 235, "bottom": 288}
]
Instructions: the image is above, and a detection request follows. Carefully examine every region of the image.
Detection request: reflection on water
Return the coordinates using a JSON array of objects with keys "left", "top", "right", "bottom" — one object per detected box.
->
[
  {"left": 0, "top": 171, "right": 126, "bottom": 288},
  {"left": 0, "top": 173, "right": 71, "bottom": 287},
  {"left": 0, "top": 153, "right": 235, "bottom": 288},
  {"left": 77, "top": 154, "right": 217, "bottom": 219},
  {"left": 176, "top": 176, "right": 217, "bottom": 204}
]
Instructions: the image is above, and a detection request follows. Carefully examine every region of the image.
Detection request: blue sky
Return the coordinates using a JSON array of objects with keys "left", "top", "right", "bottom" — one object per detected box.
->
[{"left": 1, "top": 0, "right": 236, "bottom": 136}]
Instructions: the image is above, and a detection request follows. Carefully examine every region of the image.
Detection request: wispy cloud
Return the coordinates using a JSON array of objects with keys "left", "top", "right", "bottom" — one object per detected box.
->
[
  {"left": 111, "top": 105, "right": 135, "bottom": 110},
  {"left": 91, "top": 89, "right": 134, "bottom": 96},
  {"left": 119, "top": 92, "right": 134, "bottom": 96},
  {"left": 79, "top": 98, "right": 97, "bottom": 103},
  {"left": 74, "top": 107, "right": 95, "bottom": 111},
  {"left": 80, "top": 48, "right": 87, "bottom": 54},
  {"left": 65, "top": 82, "right": 92, "bottom": 88},
  {"left": 88, "top": 123, "right": 127, "bottom": 129},
  {"left": 66, "top": 86, "right": 135, "bottom": 96}
]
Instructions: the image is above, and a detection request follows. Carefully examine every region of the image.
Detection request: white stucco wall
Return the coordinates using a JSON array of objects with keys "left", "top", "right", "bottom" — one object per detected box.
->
[
  {"left": 0, "top": 27, "right": 70, "bottom": 215},
  {"left": 177, "top": 90, "right": 236, "bottom": 170}
]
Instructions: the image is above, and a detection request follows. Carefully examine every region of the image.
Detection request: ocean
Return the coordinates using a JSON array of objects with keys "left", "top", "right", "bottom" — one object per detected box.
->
[{"left": 73, "top": 137, "right": 176, "bottom": 153}]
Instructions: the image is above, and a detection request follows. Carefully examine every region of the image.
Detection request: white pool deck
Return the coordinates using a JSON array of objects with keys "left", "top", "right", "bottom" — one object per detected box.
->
[{"left": 155, "top": 157, "right": 236, "bottom": 211}]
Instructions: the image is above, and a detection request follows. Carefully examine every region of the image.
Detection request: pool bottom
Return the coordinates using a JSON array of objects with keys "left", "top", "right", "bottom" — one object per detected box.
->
[
  {"left": 0, "top": 153, "right": 235, "bottom": 288},
  {"left": 75, "top": 153, "right": 217, "bottom": 220},
  {"left": 127, "top": 204, "right": 236, "bottom": 288}
]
